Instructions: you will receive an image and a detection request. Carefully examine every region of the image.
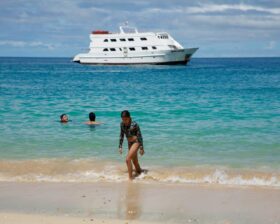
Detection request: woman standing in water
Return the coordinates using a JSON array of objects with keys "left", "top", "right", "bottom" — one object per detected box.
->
[{"left": 119, "top": 110, "right": 144, "bottom": 180}]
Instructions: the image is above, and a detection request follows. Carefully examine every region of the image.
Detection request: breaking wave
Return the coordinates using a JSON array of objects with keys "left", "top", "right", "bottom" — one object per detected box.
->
[{"left": 0, "top": 158, "right": 279, "bottom": 188}]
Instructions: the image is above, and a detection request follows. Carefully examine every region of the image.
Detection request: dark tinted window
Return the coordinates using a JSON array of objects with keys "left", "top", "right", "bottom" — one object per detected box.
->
[
  {"left": 120, "top": 38, "right": 126, "bottom": 41},
  {"left": 140, "top": 37, "right": 147, "bottom": 41},
  {"left": 128, "top": 38, "right": 134, "bottom": 41},
  {"left": 141, "top": 47, "right": 148, "bottom": 50},
  {"left": 103, "top": 48, "right": 108, "bottom": 51},
  {"left": 129, "top": 47, "right": 135, "bottom": 51},
  {"left": 152, "top": 46, "right": 157, "bottom": 50},
  {"left": 110, "top": 48, "right": 116, "bottom": 51}
]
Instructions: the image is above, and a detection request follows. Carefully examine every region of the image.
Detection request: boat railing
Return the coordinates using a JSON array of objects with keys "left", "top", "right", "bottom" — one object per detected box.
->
[{"left": 120, "top": 25, "right": 138, "bottom": 33}]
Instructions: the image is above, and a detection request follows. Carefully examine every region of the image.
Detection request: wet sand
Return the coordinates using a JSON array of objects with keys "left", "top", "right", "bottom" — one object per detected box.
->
[{"left": 0, "top": 182, "right": 279, "bottom": 224}]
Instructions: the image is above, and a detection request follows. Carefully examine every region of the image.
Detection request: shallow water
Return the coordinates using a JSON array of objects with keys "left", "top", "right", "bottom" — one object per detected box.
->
[{"left": 0, "top": 57, "right": 279, "bottom": 186}]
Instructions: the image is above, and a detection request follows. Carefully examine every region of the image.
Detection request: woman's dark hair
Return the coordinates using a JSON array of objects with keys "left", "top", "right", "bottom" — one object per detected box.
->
[
  {"left": 60, "top": 114, "right": 66, "bottom": 120},
  {"left": 89, "top": 112, "right": 96, "bottom": 121},
  {"left": 121, "top": 110, "right": 130, "bottom": 118}
]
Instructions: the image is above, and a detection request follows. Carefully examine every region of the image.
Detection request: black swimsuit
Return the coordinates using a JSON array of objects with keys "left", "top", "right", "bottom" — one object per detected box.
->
[{"left": 119, "top": 121, "right": 143, "bottom": 149}]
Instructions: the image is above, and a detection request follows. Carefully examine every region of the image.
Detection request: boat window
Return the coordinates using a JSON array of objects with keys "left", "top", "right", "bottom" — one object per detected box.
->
[
  {"left": 128, "top": 38, "right": 134, "bottom": 41},
  {"left": 110, "top": 39, "right": 117, "bottom": 42},
  {"left": 168, "top": 45, "right": 177, "bottom": 50},
  {"left": 110, "top": 48, "right": 116, "bottom": 51},
  {"left": 140, "top": 37, "right": 147, "bottom": 41},
  {"left": 157, "top": 35, "right": 168, "bottom": 39},
  {"left": 120, "top": 38, "right": 126, "bottom": 42},
  {"left": 129, "top": 47, "right": 135, "bottom": 51},
  {"left": 152, "top": 46, "right": 157, "bottom": 50},
  {"left": 119, "top": 48, "right": 122, "bottom": 51},
  {"left": 103, "top": 48, "right": 108, "bottom": 51},
  {"left": 104, "top": 39, "right": 108, "bottom": 42},
  {"left": 141, "top": 47, "right": 148, "bottom": 50}
]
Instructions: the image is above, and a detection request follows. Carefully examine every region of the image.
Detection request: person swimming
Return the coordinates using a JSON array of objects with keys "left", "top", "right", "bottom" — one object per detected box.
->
[
  {"left": 85, "top": 112, "right": 102, "bottom": 125},
  {"left": 119, "top": 110, "right": 144, "bottom": 180},
  {"left": 60, "top": 114, "right": 69, "bottom": 123}
]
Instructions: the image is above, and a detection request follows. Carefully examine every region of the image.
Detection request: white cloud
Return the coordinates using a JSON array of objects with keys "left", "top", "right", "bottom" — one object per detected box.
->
[
  {"left": 0, "top": 40, "right": 56, "bottom": 50},
  {"left": 145, "top": 3, "right": 280, "bottom": 15},
  {"left": 185, "top": 3, "right": 280, "bottom": 14},
  {"left": 139, "top": 3, "right": 280, "bottom": 30},
  {"left": 265, "top": 40, "right": 276, "bottom": 49},
  {"left": 0, "top": 41, "right": 26, "bottom": 47},
  {"left": 190, "top": 14, "right": 280, "bottom": 29}
]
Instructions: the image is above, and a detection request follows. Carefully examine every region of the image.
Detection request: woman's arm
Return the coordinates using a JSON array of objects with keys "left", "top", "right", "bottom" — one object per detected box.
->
[
  {"left": 119, "top": 123, "right": 124, "bottom": 149},
  {"left": 136, "top": 123, "right": 144, "bottom": 149}
]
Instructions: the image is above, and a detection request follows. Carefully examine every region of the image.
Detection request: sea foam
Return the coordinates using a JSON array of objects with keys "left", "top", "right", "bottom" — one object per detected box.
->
[{"left": 0, "top": 159, "right": 279, "bottom": 187}]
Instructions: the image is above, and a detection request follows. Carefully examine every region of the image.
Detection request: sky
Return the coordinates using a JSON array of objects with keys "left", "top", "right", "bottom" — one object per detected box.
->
[{"left": 0, "top": 0, "right": 279, "bottom": 57}]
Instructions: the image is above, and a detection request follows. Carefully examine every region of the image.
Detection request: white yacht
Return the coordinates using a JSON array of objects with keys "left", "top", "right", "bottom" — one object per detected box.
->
[{"left": 73, "top": 24, "right": 198, "bottom": 65}]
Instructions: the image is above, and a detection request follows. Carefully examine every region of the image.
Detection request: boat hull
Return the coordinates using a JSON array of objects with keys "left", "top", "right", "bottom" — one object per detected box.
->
[{"left": 73, "top": 48, "right": 198, "bottom": 65}]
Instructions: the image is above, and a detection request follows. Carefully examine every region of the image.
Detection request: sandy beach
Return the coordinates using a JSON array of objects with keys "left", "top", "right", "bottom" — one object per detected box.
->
[
  {"left": 0, "top": 181, "right": 279, "bottom": 224},
  {"left": 1, "top": 0, "right": 280, "bottom": 222}
]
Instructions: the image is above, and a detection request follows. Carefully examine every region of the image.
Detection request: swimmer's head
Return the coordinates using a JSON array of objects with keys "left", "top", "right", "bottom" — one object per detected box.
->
[
  {"left": 89, "top": 112, "right": 96, "bottom": 121},
  {"left": 60, "top": 114, "right": 68, "bottom": 123},
  {"left": 121, "top": 110, "right": 131, "bottom": 125}
]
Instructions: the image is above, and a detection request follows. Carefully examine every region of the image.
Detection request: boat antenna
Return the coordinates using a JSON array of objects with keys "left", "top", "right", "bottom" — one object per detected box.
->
[{"left": 120, "top": 21, "right": 129, "bottom": 33}]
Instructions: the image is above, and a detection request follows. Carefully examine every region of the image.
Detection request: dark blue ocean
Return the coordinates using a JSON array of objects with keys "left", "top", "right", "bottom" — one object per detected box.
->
[{"left": 0, "top": 57, "right": 279, "bottom": 186}]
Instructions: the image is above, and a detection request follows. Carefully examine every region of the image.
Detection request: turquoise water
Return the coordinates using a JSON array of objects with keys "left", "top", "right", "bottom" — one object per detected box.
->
[{"left": 0, "top": 57, "right": 280, "bottom": 185}]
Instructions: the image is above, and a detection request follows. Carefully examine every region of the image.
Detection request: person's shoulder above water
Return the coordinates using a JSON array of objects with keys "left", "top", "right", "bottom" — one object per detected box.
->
[
  {"left": 85, "top": 112, "right": 103, "bottom": 125},
  {"left": 85, "top": 121, "right": 102, "bottom": 125}
]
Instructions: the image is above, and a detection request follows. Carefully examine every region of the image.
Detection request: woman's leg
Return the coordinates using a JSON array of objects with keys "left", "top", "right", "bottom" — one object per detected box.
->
[
  {"left": 126, "top": 142, "right": 140, "bottom": 180},
  {"left": 132, "top": 150, "right": 142, "bottom": 174}
]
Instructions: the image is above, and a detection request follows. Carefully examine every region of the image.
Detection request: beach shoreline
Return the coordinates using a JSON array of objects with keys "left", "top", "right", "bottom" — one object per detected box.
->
[
  {"left": 1, "top": 158, "right": 279, "bottom": 187},
  {"left": 0, "top": 181, "right": 279, "bottom": 224}
]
